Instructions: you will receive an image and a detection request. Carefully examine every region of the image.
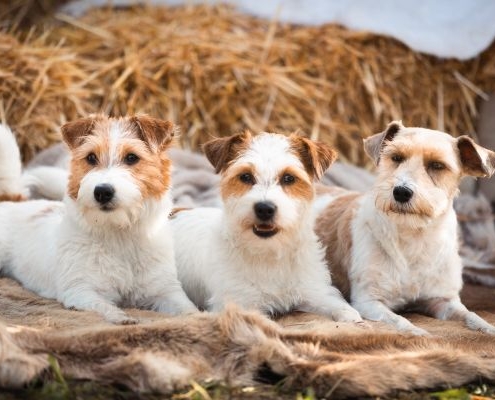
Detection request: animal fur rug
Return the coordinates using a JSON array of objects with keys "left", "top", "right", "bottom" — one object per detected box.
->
[
  {"left": 1, "top": 278, "right": 495, "bottom": 398},
  {"left": 0, "top": 145, "right": 494, "bottom": 398}
]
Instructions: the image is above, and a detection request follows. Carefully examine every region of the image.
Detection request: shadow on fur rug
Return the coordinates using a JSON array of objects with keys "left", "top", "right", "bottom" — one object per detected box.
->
[{"left": 1, "top": 277, "right": 495, "bottom": 398}]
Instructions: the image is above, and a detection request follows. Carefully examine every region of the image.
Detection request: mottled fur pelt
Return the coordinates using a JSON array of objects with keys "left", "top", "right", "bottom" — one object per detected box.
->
[{"left": 0, "top": 277, "right": 495, "bottom": 398}]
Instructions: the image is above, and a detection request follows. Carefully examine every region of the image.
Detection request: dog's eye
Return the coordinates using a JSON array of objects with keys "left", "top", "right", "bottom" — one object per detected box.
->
[
  {"left": 86, "top": 153, "right": 98, "bottom": 166},
  {"left": 239, "top": 173, "right": 255, "bottom": 184},
  {"left": 391, "top": 154, "right": 404, "bottom": 163},
  {"left": 429, "top": 161, "right": 445, "bottom": 171},
  {"left": 281, "top": 173, "right": 296, "bottom": 185},
  {"left": 124, "top": 153, "right": 140, "bottom": 165}
]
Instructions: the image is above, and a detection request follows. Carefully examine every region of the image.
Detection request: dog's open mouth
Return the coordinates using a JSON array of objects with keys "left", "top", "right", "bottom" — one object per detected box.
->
[
  {"left": 253, "top": 224, "right": 279, "bottom": 238},
  {"left": 100, "top": 204, "right": 116, "bottom": 212}
]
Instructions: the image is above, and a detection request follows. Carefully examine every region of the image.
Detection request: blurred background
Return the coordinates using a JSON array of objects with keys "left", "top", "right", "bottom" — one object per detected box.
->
[{"left": 1, "top": 0, "right": 495, "bottom": 200}]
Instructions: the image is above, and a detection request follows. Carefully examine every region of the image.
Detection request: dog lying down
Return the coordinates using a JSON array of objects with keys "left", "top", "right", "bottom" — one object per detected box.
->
[
  {"left": 171, "top": 131, "right": 363, "bottom": 322},
  {"left": 315, "top": 121, "right": 495, "bottom": 335},
  {"left": 0, "top": 116, "right": 197, "bottom": 324}
]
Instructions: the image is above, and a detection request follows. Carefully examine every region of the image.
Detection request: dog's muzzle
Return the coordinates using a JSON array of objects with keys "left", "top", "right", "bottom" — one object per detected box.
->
[
  {"left": 253, "top": 201, "right": 278, "bottom": 238},
  {"left": 393, "top": 186, "right": 413, "bottom": 203},
  {"left": 94, "top": 184, "right": 115, "bottom": 210}
]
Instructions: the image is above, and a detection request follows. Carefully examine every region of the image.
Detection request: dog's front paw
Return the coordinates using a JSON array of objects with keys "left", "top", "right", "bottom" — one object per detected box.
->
[
  {"left": 465, "top": 312, "right": 495, "bottom": 335},
  {"left": 107, "top": 313, "right": 139, "bottom": 325},
  {"left": 182, "top": 306, "right": 201, "bottom": 315},
  {"left": 401, "top": 325, "right": 430, "bottom": 336},
  {"left": 478, "top": 325, "right": 495, "bottom": 335},
  {"left": 156, "top": 301, "right": 199, "bottom": 316},
  {"left": 354, "top": 320, "right": 372, "bottom": 329},
  {"left": 333, "top": 307, "right": 363, "bottom": 323}
]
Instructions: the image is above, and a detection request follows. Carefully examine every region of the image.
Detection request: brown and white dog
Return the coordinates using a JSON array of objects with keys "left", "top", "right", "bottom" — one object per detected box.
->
[
  {"left": 315, "top": 121, "right": 495, "bottom": 335},
  {"left": 171, "top": 131, "right": 362, "bottom": 322},
  {"left": 0, "top": 116, "right": 197, "bottom": 324}
]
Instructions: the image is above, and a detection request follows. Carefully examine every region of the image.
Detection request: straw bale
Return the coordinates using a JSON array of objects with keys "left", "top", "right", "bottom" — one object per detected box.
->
[
  {"left": 2, "top": 4, "right": 495, "bottom": 165},
  {"left": 0, "top": 0, "right": 67, "bottom": 30},
  {"left": 0, "top": 31, "right": 93, "bottom": 159}
]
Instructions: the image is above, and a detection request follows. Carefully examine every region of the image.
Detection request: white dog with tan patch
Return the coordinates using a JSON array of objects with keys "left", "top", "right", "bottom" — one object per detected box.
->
[
  {"left": 315, "top": 121, "right": 495, "bottom": 335},
  {"left": 0, "top": 116, "right": 197, "bottom": 324},
  {"left": 171, "top": 131, "right": 362, "bottom": 322}
]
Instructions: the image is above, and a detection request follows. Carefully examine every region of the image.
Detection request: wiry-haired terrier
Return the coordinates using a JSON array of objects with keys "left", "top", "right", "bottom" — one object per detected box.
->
[
  {"left": 171, "top": 131, "right": 362, "bottom": 322},
  {"left": 0, "top": 115, "right": 197, "bottom": 324},
  {"left": 315, "top": 121, "right": 495, "bottom": 335}
]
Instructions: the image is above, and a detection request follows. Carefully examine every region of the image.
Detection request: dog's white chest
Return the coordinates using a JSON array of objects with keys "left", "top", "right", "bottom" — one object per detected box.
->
[
  {"left": 207, "top": 251, "right": 305, "bottom": 314},
  {"left": 58, "top": 231, "right": 165, "bottom": 303},
  {"left": 355, "top": 204, "right": 462, "bottom": 309},
  {"left": 384, "top": 231, "right": 459, "bottom": 307}
]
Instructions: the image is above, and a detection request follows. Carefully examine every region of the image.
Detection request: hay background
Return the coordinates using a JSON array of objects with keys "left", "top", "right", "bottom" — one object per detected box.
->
[{"left": 1, "top": 3, "right": 495, "bottom": 165}]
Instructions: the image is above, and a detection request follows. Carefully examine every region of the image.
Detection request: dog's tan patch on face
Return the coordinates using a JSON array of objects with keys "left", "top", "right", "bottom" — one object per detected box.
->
[
  {"left": 381, "top": 143, "right": 414, "bottom": 166},
  {"left": 279, "top": 166, "right": 314, "bottom": 201},
  {"left": 220, "top": 164, "right": 256, "bottom": 199},
  {"left": 422, "top": 149, "right": 459, "bottom": 196},
  {"left": 117, "top": 139, "right": 171, "bottom": 199},
  {"left": 67, "top": 132, "right": 111, "bottom": 200},
  {"left": 133, "top": 152, "right": 171, "bottom": 199}
]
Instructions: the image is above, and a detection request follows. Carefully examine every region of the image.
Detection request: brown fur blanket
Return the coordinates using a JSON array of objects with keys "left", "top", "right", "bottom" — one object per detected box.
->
[{"left": 1, "top": 277, "right": 495, "bottom": 398}]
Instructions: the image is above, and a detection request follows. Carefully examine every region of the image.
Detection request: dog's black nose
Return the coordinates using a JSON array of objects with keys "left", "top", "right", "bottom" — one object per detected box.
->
[
  {"left": 94, "top": 184, "right": 115, "bottom": 204},
  {"left": 393, "top": 186, "right": 413, "bottom": 203},
  {"left": 254, "top": 201, "right": 277, "bottom": 221}
]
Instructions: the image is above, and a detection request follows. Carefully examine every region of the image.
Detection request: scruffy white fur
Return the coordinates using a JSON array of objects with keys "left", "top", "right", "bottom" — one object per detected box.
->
[
  {"left": 316, "top": 121, "right": 495, "bottom": 335},
  {"left": 0, "top": 117, "right": 196, "bottom": 324},
  {"left": 172, "top": 131, "right": 362, "bottom": 322}
]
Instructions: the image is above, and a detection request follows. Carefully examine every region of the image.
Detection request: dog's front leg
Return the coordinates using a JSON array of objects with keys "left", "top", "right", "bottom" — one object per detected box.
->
[
  {"left": 424, "top": 297, "right": 495, "bottom": 334},
  {"left": 353, "top": 299, "right": 428, "bottom": 335},
  {"left": 148, "top": 288, "right": 199, "bottom": 316},
  {"left": 299, "top": 285, "right": 363, "bottom": 323},
  {"left": 60, "top": 287, "right": 137, "bottom": 325}
]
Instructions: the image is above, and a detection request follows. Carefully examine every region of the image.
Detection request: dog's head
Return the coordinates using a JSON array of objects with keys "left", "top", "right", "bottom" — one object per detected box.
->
[
  {"left": 204, "top": 131, "right": 336, "bottom": 245},
  {"left": 62, "top": 114, "right": 175, "bottom": 228},
  {"left": 365, "top": 121, "right": 495, "bottom": 225}
]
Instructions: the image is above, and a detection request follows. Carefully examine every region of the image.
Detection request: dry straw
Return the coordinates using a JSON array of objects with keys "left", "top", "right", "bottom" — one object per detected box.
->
[{"left": 1, "top": 4, "right": 494, "bottom": 165}]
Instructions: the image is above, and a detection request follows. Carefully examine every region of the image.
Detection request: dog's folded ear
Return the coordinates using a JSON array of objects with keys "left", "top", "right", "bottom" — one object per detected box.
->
[
  {"left": 203, "top": 131, "right": 252, "bottom": 173},
  {"left": 131, "top": 115, "right": 176, "bottom": 150},
  {"left": 289, "top": 135, "right": 337, "bottom": 179},
  {"left": 61, "top": 116, "right": 100, "bottom": 149},
  {"left": 457, "top": 136, "right": 495, "bottom": 177},
  {"left": 364, "top": 121, "right": 404, "bottom": 165}
]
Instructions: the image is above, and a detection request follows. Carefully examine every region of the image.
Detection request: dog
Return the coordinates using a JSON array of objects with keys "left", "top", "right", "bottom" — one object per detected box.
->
[
  {"left": 314, "top": 121, "right": 495, "bottom": 335},
  {"left": 0, "top": 115, "right": 197, "bottom": 324},
  {"left": 170, "top": 131, "right": 362, "bottom": 322}
]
